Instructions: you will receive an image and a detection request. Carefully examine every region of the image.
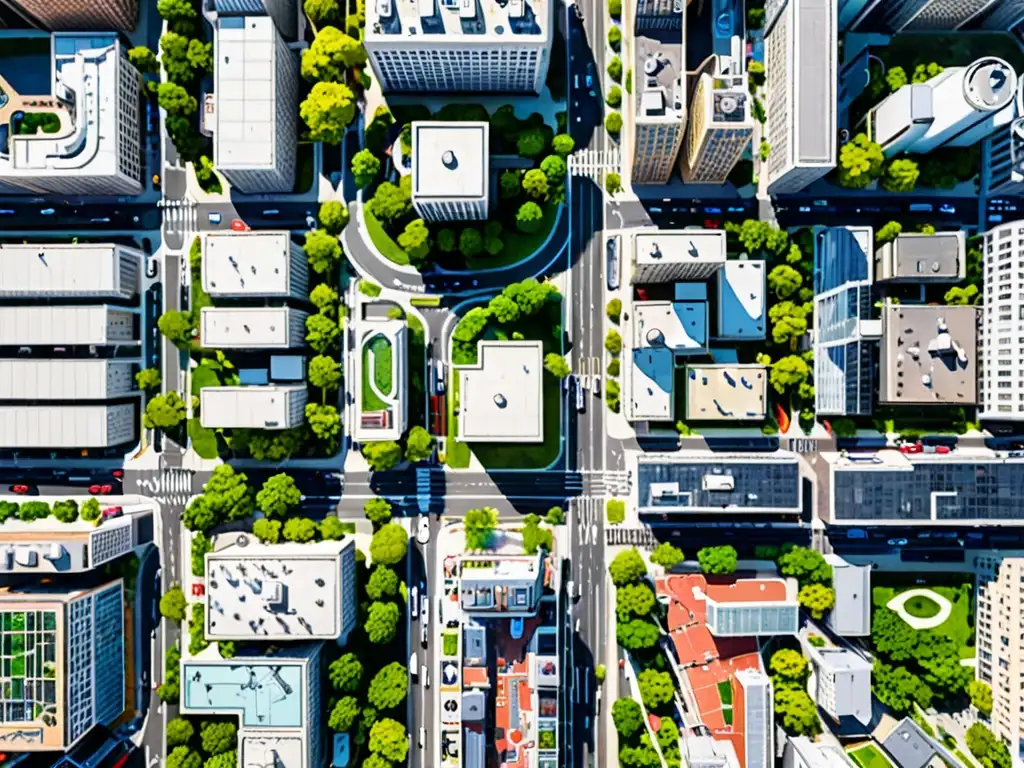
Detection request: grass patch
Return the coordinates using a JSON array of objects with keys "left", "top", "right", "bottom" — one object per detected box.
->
[
  {"left": 369, "top": 335, "right": 393, "bottom": 396},
  {"left": 188, "top": 418, "right": 219, "bottom": 459},
  {"left": 408, "top": 314, "right": 426, "bottom": 429},
  {"left": 362, "top": 340, "right": 391, "bottom": 412},
  {"left": 874, "top": 581, "right": 973, "bottom": 654},
  {"left": 903, "top": 594, "right": 941, "bottom": 619},
  {"left": 463, "top": 203, "right": 560, "bottom": 270},
  {"left": 365, "top": 209, "right": 411, "bottom": 266},
  {"left": 442, "top": 632, "right": 458, "bottom": 656},
  {"left": 717, "top": 681, "right": 733, "bottom": 706},
  {"left": 190, "top": 364, "right": 221, "bottom": 397},
  {"left": 446, "top": 374, "right": 472, "bottom": 469},
  {"left": 467, "top": 375, "right": 561, "bottom": 469},
  {"left": 848, "top": 744, "right": 895, "bottom": 768},
  {"left": 722, "top": 708, "right": 733, "bottom": 725},
  {"left": 16, "top": 111, "right": 60, "bottom": 135}
]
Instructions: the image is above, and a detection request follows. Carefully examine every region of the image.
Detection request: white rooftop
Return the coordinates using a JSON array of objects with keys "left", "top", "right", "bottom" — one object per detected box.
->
[
  {"left": 240, "top": 735, "right": 304, "bottom": 768},
  {"left": 633, "top": 301, "right": 707, "bottom": 353},
  {"left": 0, "top": 243, "right": 140, "bottom": 297},
  {"left": 206, "top": 538, "right": 353, "bottom": 640},
  {"left": 412, "top": 122, "right": 488, "bottom": 201},
  {"left": 634, "top": 229, "right": 727, "bottom": 268},
  {"left": 200, "top": 307, "right": 305, "bottom": 348},
  {"left": 716, "top": 261, "right": 766, "bottom": 339},
  {"left": 685, "top": 365, "right": 767, "bottom": 421},
  {"left": 0, "top": 305, "right": 135, "bottom": 346},
  {"left": 202, "top": 231, "right": 294, "bottom": 296},
  {"left": 457, "top": 340, "right": 543, "bottom": 443},
  {"left": 214, "top": 16, "right": 279, "bottom": 170},
  {"left": 200, "top": 386, "right": 306, "bottom": 430},
  {"left": 365, "top": 0, "right": 550, "bottom": 42}
]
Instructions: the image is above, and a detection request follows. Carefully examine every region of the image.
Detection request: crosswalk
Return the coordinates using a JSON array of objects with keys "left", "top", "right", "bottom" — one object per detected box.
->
[
  {"left": 159, "top": 199, "right": 198, "bottom": 234},
  {"left": 573, "top": 496, "right": 603, "bottom": 548},
  {"left": 580, "top": 469, "right": 630, "bottom": 497},
  {"left": 606, "top": 525, "right": 659, "bottom": 548},
  {"left": 568, "top": 148, "right": 621, "bottom": 180},
  {"left": 134, "top": 469, "right": 194, "bottom": 507}
]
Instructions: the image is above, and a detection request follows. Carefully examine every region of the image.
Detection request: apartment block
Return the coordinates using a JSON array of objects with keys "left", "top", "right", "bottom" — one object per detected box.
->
[
  {"left": 0, "top": 360, "right": 138, "bottom": 400},
  {"left": 632, "top": 28, "right": 686, "bottom": 184},
  {"left": 364, "top": 0, "right": 552, "bottom": 93},
  {"left": 981, "top": 220, "right": 1024, "bottom": 421},
  {"left": 199, "top": 307, "right": 308, "bottom": 349},
  {"left": 632, "top": 230, "right": 727, "bottom": 282},
  {"left": 0, "top": 405, "right": 136, "bottom": 449},
  {"left": 763, "top": 0, "right": 837, "bottom": 193},
  {"left": 213, "top": 16, "right": 299, "bottom": 193},
  {"left": 806, "top": 645, "right": 872, "bottom": 726},
  {"left": 0, "top": 306, "right": 136, "bottom": 347},
  {"left": 0, "top": 244, "right": 141, "bottom": 300},
  {"left": 202, "top": 231, "right": 308, "bottom": 299},
  {"left": 200, "top": 385, "right": 308, "bottom": 430},
  {"left": 683, "top": 70, "right": 754, "bottom": 184},
  {"left": 411, "top": 122, "right": 489, "bottom": 221},
  {"left": 0, "top": 35, "right": 141, "bottom": 195},
  {"left": 0, "top": 581, "right": 125, "bottom": 751}
]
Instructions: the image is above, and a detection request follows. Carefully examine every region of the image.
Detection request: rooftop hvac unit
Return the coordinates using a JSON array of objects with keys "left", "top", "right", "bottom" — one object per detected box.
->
[
  {"left": 377, "top": 0, "right": 393, "bottom": 16},
  {"left": 644, "top": 56, "right": 660, "bottom": 76},
  {"left": 441, "top": 0, "right": 458, "bottom": 10},
  {"left": 263, "top": 580, "right": 286, "bottom": 610},
  {"left": 13, "top": 547, "right": 37, "bottom": 567},
  {"left": 650, "top": 482, "right": 681, "bottom": 499},
  {"left": 702, "top": 474, "right": 735, "bottom": 492},
  {"left": 459, "top": 0, "right": 475, "bottom": 18},
  {"left": 509, "top": 0, "right": 525, "bottom": 17}
]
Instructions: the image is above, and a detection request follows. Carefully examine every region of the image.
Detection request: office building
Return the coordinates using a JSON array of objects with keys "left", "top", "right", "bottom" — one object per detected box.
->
[
  {"left": 356, "top": 321, "right": 408, "bottom": 441},
  {"left": 455, "top": 340, "right": 543, "bottom": 443},
  {"left": 0, "top": 507, "right": 153, "bottom": 574},
  {"left": 982, "top": 220, "right": 1024, "bottom": 421},
  {"left": 0, "top": 306, "right": 136, "bottom": 347},
  {"left": 636, "top": 452, "right": 803, "bottom": 515},
  {"left": 715, "top": 261, "right": 766, "bottom": 340},
  {"left": 824, "top": 449, "right": 1024, "bottom": 524},
  {"left": 703, "top": 579, "right": 800, "bottom": 636},
  {"left": 200, "top": 307, "right": 308, "bottom": 349},
  {"left": 0, "top": 360, "right": 137, "bottom": 400},
  {"left": 981, "top": 127, "right": 1024, "bottom": 197},
  {"left": 0, "top": 581, "right": 124, "bottom": 751},
  {"left": 632, "top": 229, "right": 727, "bottom": 282},
  {"left": 0, "top": 244, "right": 141, "bottom": 300},
  {"left": 635, "top": 0, "right": 683, "bottom": 28},
  {"left": 976, "top": 556, "right": 1024, "bottom": 754},
  {"left": 200, "top": 385, "right": 308, "bottom": 430},
  {"left": 683, "top": 70, "right": 754, "bottom": 183},
  {"left": 763, "top": 0, "right": 837, "bottom": 193},
  {"left": 213, "top": 16, "right": 299, "bottom": 193},
  {"left": 364, "top": 0, "right": 552, "bottom": 93},
  {"left": 806, "top": 645, "right": 872, "bottom": 726},
  {"left": 685, "top": 364, "right": 767, "bottom": 421},
  {"left": 632, "top": 29, "right": 686, "bottom": 184},
  {"left": 884, "top": 0, "right": 1004, "bottom": 30},
  {"left": 814, "top": 227, "right": 878, "bottom": 417},
  {"left": 634, "top": 300, "right": 708, "bottom": 355},
  {"left": 205, "top": 536, "right": 357, "bottom": 642},
  {"left": 411, "top": 122, "right": 489, "bottom": 222},
  {"left": 870, "top": 58, "right": 1017, "bottom": 156},
  {"left": 626, "top": 347, "right": 675, "bottom": 421},
  {"left": 874, "top": 231, "right": 965, "bottom": 283},
  {"left": 783, "top": 736, "right": 856, "bottom": 768},
  {"left": 457, "top": 552, "right": 548, "bottom": 615},
  {"left": 878, "top": 303, "right": 978, "bottom": 406},
  {"left": 0, "top": 0, "right": 137, "bottom": 29},
  {"left": 214, "top": 0, "right": 297, "bottom": 38},
  {"left": 202, "top": 231, "right": 308, "bottom": 299},
  {"left": 0, "top": 35, "right": 141, "bottom": 195},
  {"left": 0, "top": 405, "right": 136, "bottom": 449},
  {"left": 182, "top": 644, "right": 324, "bottom": 768},
  {"left": 824, "top": 554, "right": 871, "bottom": 636}
]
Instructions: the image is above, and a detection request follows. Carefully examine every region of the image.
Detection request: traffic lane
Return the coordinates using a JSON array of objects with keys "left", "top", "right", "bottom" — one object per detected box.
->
[{"left": 0, "top": 205, "right": 161, "bottom": 229}]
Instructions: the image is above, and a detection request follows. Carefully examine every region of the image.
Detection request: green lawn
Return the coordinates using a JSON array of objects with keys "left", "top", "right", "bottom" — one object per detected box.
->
[
  {"left": 191, "top": 364, "right": 221, "bottom": 397},
  {"left": 362, "top": 341, "right": 391, "bottom": 412},
  {"left": 188, "top": 417, "right": 219, "bottom": 459},
  {"left": 903, "top": 594, "right": 942, "bottom": 619},
  {"left": 365, "top": 209, "right": 411, "bottom": 266},
  {"left": 874, "top": 582, "right": 974, "bottom": 653},
  {"left": 463, "top": 203, "right": 561, "bottom": 270},
  {"left": 369, "top": 335, "right": 393, "bottom": 396},
  {"left": 446, "top": 374, "right": 472, "bottom": 469},
  {"left": 848, "top": 744, "right": 895, "bottom": 768},
  {"left": 717, "top": 681, "right": 733, "bottom": 706}
]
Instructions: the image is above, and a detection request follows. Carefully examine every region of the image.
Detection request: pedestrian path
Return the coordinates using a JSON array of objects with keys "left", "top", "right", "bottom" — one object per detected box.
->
[
  {"left": 569, "top": 148, "right": 621, "bottom": 180},
  {"left": 159, "top": 199, "right": 198, "bottom": 235},
  {"left": 605, "top": 525, "right": 658, "bottom": 548}
]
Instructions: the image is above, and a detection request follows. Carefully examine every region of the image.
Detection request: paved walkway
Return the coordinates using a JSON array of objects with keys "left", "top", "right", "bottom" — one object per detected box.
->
[{"left": 887, "top": 588, "right": 952, "bottom": 630}]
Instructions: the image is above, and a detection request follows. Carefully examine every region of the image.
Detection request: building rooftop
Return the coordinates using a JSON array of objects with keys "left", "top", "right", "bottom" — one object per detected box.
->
[
  {"left": 880, "top": 717, "right": 936, "bottom": 768},
  {"left": 457, "top": 340, "right": 543, "bottom": 443},
  {"left": 200, "top": 385, "right": 306, "bottom": 430},
  {"left": 205, "top": 537, "right": 354, "bottom": 640},
  {"left": 412, "top": 122, "right": 488, "bottom": 201},
  {"left": 629, "top": 347, "right": 674, "bottom": 421},
  {"left": 214, "top": 16, "right": 281, "bottom": 171},
  {"left": 879, "top": 304, "right": 978, "bottom": 405},
  {"left": 182, "top": 654, "right": 307, "bottom": 728},
  {"left": 202, "top": 231, "right": 295, "bottom": 296},
  {"left": 0, "top": 243, "right": 139, "bottom": 298},
  {"left": 365, "top": 0, "right": 549, "bottom": 42},
  {"left": 634, "top": 28, "right": 685, "bottom": 120},
  {"left": 875, "top": 231, "right": 965, "bottom": 282},
  {"left": 634, "top": 229, "right": 727, "bottom": 270},
  {"left": 200, "top": 306, "right": 306, "bottom": 348},
  {"left": 637, "top": 452, "right": 802, "bottom": 513},
  {"left": 633, "top": 300, "right": 707, "bottom": 353},
  {"left": 685, "top": 364, "right": 767, "bottom": 421},
  {"left": 0, "top": 305, "right": 135, "bottom": 346},
  {"left": 716, "top": 261, "right": 766, "bottom": 339}
]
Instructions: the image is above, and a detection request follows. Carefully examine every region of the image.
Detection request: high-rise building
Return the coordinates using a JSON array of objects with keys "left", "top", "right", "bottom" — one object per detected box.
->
[
  {"left": 635, "top": 0, "right": 683, "bottom": 28},
  {"left": 0, "top": 244, "right": 141, "bottom": 300},
  {"left": 682, "top": 68, "right": 754, "bottom": 184},
  {"left": 202, "top": 231, "right": 308, "bottom": 299},
  {"left": 824, "top": 554, "right": 871, "bottom": 636},
  {"left": 631, "top": 28, "right": 685, "bottom": 184},
  {"left": 884, "top": 0, "right": 1003, "bottom": 30},
  {"left": 763, "top": 0, "right": 836, "bottom": 193},
  {"left": 981, "top": 128, "right": 1024, "bottom": 197},
  {"left": 735, "top": 668, "right": 773, "bottom": 768},
  {"left": 806, "top": 646, "right": 872, "bottom": 726},
  {"left": 631, "top": 230, "right": 727, "bottom": 283},
  {"left": 0, "top": 581, "right": 125, "bottom": 752},
  {"left": 364, "top": 0, "right": 552, "bottom": 93},
  {"left": 213, "top": 16, "right": 299, "bottom": 193},
  {"left": 982, "top": 220, "right": 1024, "bottom": 421},
  {"left": 0, "top": 0, "right": 136, "bottom": 31},
  {"left": 411, "top": 122, "right": 489, "bottom": 221},
  {"left": 869, "top": 58, "right": 1017, "bottom": 156},
  {"left": 0, "top": 35, "right": 141, "bottom": 195},
  {"left": 813, "top": 227, "right": 878, "bottom": 417},
  {"left": 975, "top": 556, "right": 1024, "bottom": 755}
]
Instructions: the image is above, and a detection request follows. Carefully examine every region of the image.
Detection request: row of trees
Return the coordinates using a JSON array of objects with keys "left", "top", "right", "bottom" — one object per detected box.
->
[
  {"left": 611, "top": 696, "right": 680, "bottom": 767},
  {"left": 452, "top": 278, "right": 561, "bottom": 365},
  {"left": 837, "top": 130, "right": 977, "bottom": 193},
  {"left": 362, "top": 425, "right": 435, "bottom": 472},
  {"left": 609, "top": 549, "right": 664, "bottom": 659},
  {"left": 0, "top": 498, "right": 104, "bottom": 525},
  {"left": 165, "top": 716, "right": 237, "bottom": 768},
  {"left": 768, "top": 649, "right": 822, "bottom": 737}
]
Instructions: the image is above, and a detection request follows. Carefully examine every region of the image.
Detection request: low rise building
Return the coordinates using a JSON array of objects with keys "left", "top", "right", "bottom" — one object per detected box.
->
[
  {"left": 458, "top": 552, "right": 548, "bottom": 615},
  {"left": 626, "top": 347, "right": 674, "bottom": 422},
  {"left": 355, "top": 321, "right": 408, "bottom": 442},
  {"left": 632, "top": 230, "right": 727, "bottom": 283},
  {"left": 806, "top": 644, "right": 872, "bottom": 726},
  {"left": 632, "top": 27, "right": 686, "bottom": 184},
  {"left": 633, "top": 300, "right": 708, "bottom": 355},
  {"left": 0, "top": 306, "right": 136, "bottom": 346},
  {"left": 0, "top": 580, "right": 125, "bottom": 751},
  {"left": 202, "top": 231, "right": 308, "bottom": 299},
  {"left": 874, "top": 231, "right": 966, "bottom": 283},
  {"left": 0, "top": 244, "right": 141, "bottom": 300},
  {"left": 0, "top": 360, "right": 138, "bottom": 400},
  {"left": 0, "top": 404, "right": 136, "bottom": 448},
  {"left": 824, "top": 554, "right": 871, "bottom": 636},
  {"left": 715, "top": 261, "right": 766, "bottom": 340},
  {"left": 205, "top": 535, "right": 357, "bottom": 642},
  {"left": 703, "top": 579, "right": 800, "bottom": 636},
  {"left": 411, "top": 122, "right": 489, "bottom": 222},
  {"left": 684, "top": 364, "right": 767, "bottom": 421},
  {"left": 878, "top": 303, "right": 978, "bottom": 406},
  {"left": 200, "top": 385, "right": 308, "bottom": 430},
  {"left": 200, "top": 307, "right": 308, "bottom": 349},
  {"left": 455, "top": 340, "right": 543, "bottom": 443}
]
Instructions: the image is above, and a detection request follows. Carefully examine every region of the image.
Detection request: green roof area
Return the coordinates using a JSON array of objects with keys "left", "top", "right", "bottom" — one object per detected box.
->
[
  {"left": 848, "top": 743, "right": 895, "bottom": 768},
  {"left": 361, "top": 335, "right": 394, "bottom": 413},
  {"left": 0, "top": 610, "right": 58, "bottom": 726}
]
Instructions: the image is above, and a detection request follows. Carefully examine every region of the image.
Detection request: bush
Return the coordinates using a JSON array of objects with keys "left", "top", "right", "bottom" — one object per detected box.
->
[
  {"left": 606, "top": 499, "right": 625, "bottom": 524},
  {"left": 606, "top": 85, "right": 622, "bottom": 107},
  {"left": 607, "top": 56, "right": 623, "bottom": 82},
  {"left": 605, "top": 112, "right": 623, "bottom": 134},
  {"left": 608, "top": 26, "right": 621, "bottom": 49},
  {"left": 609, "top": 0, "right": 621, "bottom": 17}
]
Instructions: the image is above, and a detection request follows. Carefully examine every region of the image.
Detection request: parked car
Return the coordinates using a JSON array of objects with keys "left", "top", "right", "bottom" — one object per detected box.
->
[
  {"left": 410, "top": 586, "right": 419, "bottom": 619},
  {"left": 8, "top": 485, "right": 30, "bottom": 494},
  {"left": 606, "top": 235, "right": 620, "bottom": 290},
  {"left": 898, "top": 441, "right": 923, "bottom": 454},
  {"left": 231, "top": 219, "right": 248, "bottom": 231},
  {"left": 88, "top": 483, "right": 113, "bottom": 494},
  {"left": 417, "top": 516, "right": 431, "bottom": 544},
  {"left": 101, "top": 506, "right": 123, "bottom": 519}
]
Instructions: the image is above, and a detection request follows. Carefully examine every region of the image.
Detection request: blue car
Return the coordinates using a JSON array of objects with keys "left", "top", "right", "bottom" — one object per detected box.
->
[
  {"left": 939, "top": 203, "right": 956, "bottom": 214},
  {"left": 908, "top": 203, "right": 933, "bottom": 213}
]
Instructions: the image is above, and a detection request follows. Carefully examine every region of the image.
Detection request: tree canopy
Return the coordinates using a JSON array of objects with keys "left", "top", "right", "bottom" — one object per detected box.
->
[
  {"left": 609, "top": 548, "right": 647, "bottom": 586},
  {"left": 697, "top": 545, "right": 737, "bottom": 575}
]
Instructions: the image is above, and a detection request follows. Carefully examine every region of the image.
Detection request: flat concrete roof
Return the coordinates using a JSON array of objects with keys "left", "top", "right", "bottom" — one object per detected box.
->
[
  {"left": 365, "top": 0, "right": 549, "bottom": 43},
  {"left": 716, "top": 261, "right": 766, "bottom": 339},
  {"left": 685, "top": 364, "right": 767, "bottom": 421},
  {"left": 457, "top": 340, "right": 543, "bottom": 442},
  {"left": 634, "top": 229, "right": 727, "bottom": 268},
  {"left": 887, "top": 232, "right": 964, "bottom": 280},
  {"left": 880, "top": 304, "right": 978, "bottom": 405},
  {"left": 200, "top": 307, "right": 306, "bottom": 348},
  {"left": 0, "top": 243, "right": 140, "bottom": 298},
  {"left": 634, "top": 29, "right": 684, "bottom": 121},
  {"left": 630, "top": 347, "right": 674, "bottom": 421},
  {"left": 202, "top": 231, "right": 295, "bottom": 296},
  {"left": 412, "top": 122, "right": 488, "bottom": 200},
  {"left": 633, "top": 300, "right": 707, "bottom": 353}
]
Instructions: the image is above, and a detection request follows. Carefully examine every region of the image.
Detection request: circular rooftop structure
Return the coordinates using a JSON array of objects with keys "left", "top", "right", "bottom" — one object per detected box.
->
[{"left": 964, "top": 56, "right": 1017, "bottom": 112}]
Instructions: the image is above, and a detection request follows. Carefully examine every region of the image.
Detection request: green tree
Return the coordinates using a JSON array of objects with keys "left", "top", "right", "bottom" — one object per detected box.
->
[
  {"left": 457, "top": 227, "right": 482, "bottom": 258},
  {"left": 159, "top": 310, "right": 195, "bottom": 345},
  {"left": 200, "top": 721, "right": 237, "bottom": 756},
  {"left": 606, "top": 498, "right": 625, "bottom": 524},
  {"left": 329, "top": 696, "right": 359, "bottom": 731},
  {"left": 304, "top": 0, "right": 341, "bottom": 27},
  {"left": 774, "top": 689, "right": 821, "bottom": 736},
  {"left": 308, "top": 355, "right": 342, "bottom": 392},
  {"left": 318, "top": 200, "right": 349, "bottom": 235},
  {"left": 697, "top": 545, "right": 738, "bottom": 575},
  {"left": 52, "top": 499, "right": 78, "bottom": 523},
  {"left": 17, "top": 501, "right": 49, "bottom": 521},
  {"left": 912, "top": 62, "right": 944, "bottom": 83},
  {"left": 607, "top": 55, "right": 623, "bottom": 81},
  {"left": 369, "top": 180, "right": 412, "bottom": 223},
  {"left": 304, "top": 228, "right": 342, "bottom": 275},
  {"left": 944, "top": 284, "right": 979, "bottom": 305},
  {"left": 394, "top": 219, "right": 429, "bottom": 264},
  {"left": 157, "top": 0, "right": 196, "bottom": 22},
  {"left": 522, "top": 515, "right": 553, "bottom": 555},
  {"left": 305, "top": 313, "right": 340, "bottom": 353},
  {"left": 369, "top": 523, "right": 408, "bottom": 565},
  {"left": 160, "top": 585, "right": 187, "bottom": 622},
  {"left": 617, "top": 618, "right": 659, "bottom": 650},
  {"left": 256, "top": 474, "right": 301, "bottom": 519},
  {"left": 606, "top": 298, "right": 622, "bottom": 322},
  {"left": 517, "top": 127, "right": 548, "bottom": 158},
  {"left": 0, "top": 501, "right": 18, "bottom": 523},
  {"left": 404, "top": 425, "right": 434, "bottom": 462},
  {"left": 605, "top": 112, "right": 623, "bottom": 134},
  {"left": 609, "top": 0, "right": 621, "bottom": 15},
  {"left": 136, "top": 367, "right": 161, "bottom": 391},
  {"left": 167, "top": 747, "right": 202, "bottom": 768},
  {"left": 364, "top": 497, "right": 393, "bottom": 527},
  {"left": 769, "top": 300, "right": 810, "bottom": 349},
  {"left": 159, "top": 32, "right": 192, "bottom": 83},
  {"left": 649, "top": 542, "right": 684, "bottom": 570},
  {"left": 197, "top": 465, "right": 255, "bottom": 524},
  {"left": 252, "top": 518, "right": 282, "bottom": 543},
  {"left": 876, "top": 220, "right": 903, "bottom": 244},
  {"left": 965, "top": 722, "right": 1011, "bottom": 768},
  {"left": 872, "top": 607, "right": 920, "bottom": 662},
  {"left": 605, "top": 329, "right": 623, "bottom": 355},
  {"left": 437, "top": 228, "right": 458, "bottom": 252},
  {"left": 543, "top": 353, "right": 571, "bottom": 378},
  {"left": 300, "top": 81, "right": 356, "bottom": 143},
  {"left": 540, "top": 154, "right": 567, "bottom": 186},
  {"left": 768, "top": 264, "right": 803, "bottom": 299},
  {"left": 143, "top": 391, "right": 186, "bottom": 429},
  {"left": 190, "top": 532, "right": 213, "bottom": 576},
  {"left": 522, "top": 168, "right": 549, "bottom": 200},
  {"left": 306, "top": 403, "right": 342, "bottom": 444},
  {"left": 499, "top": 170, "right": 521, "bottom": 198},
  {"left": 616, "top": 582, "right": 656, "bottom": 620},
  {"left": 319, "top": 516, "right": 346, "bottom": 541},
  {"left": 968, "top": 679, "right": 993, "bottom": 716},
  {"left": 886, "top": 65, "right": 908, "bottom": 91},
  {"left": 837, "top": 133, "right": 884, "bottom": 189},
  {"left": 611, "top": 698, "right": 644, "bottom": 738},
  {"left": 166, "top": 717, "right": 194, "bottom": 748},
  {"left": 606, "top": 84, "right": 623, "bottom": 107},
  {"left": 129, "top": 45, "right": 159, "bottom": 74},
  {"left": 770, "top": 355, "right": 811, "bottom": 395},
  {"left": 369, "top": 718, "right": 408, "bottom": 763},
  {"left": 464, "top": 507, "right": 499, "bottom": 550},
  {"left": 157, "top": 82, "right": 197, "bottom": 115},
  {"left": 516, "top": 201, "right": 545, "bottom": 232},
  {"left": 366, "top": 565, "right": 400, "bottom": 600},
  {"left": 301, "top": 26, "right": 366, "bottom": 82},
  {"left": 365, "top": 601, "right": 400, "bottom": 643},
  {"left": 769, "top": 649, "right": 809, "bottom": 686},
  {"left": 552, "top": 133, "right": 575, "bottom": 157},
  {"left": 351, "top": 148, "right": 381, "bottom": 188},
  {"left": 367, "top": 662, "right": 409, "bottom": 709},
  {"left": 330, "top": 653, "right": 363, "bottom": 692},
  {"left": 545, "top": 506, "right": 565, "bottom": 525},
  {"left": 881, "top": 157, "right": 919, "bottom": 192},
  {"left": 282, "top": 517, "right": 317, "bottom": 543},
  {"left": 609, "top": 548, "right": 647, "bottom": 586},
  {"left": 606, "top": 171, "right": 623, "bottom": 194},
  {"left": 798, "top": 584, "right": 835, "bottom": 620},
  {"left": 489, "top": 295, "right": 521, "bottom": 323},
  {"left": 777, "top": 546, "right": 831, "bottom": 584},
  {"left": 363, "top": 440, "right": 403, "bottom": 472},
  {"left": 637, "top": 669, "right": 674, "bottom": 710},
  {"left": 186, "top": 39, "right": 212, "bottom": 72}
]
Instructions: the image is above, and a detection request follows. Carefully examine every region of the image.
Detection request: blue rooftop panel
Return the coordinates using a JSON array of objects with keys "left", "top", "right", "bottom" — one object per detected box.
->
[
  {"left": 637, "top": 456, "right": 802, "bottom": 513},
  {"left": 674, "top": 282, "right": 708, "bottom": 301},
  {"left": 183, "top": 660, "right": 304, "bottom": 727}
]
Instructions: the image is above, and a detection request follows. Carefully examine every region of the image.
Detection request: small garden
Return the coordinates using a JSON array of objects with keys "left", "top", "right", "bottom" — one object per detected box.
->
[{"left": 361, "top": 334, "right": 394, "bottom": 411}]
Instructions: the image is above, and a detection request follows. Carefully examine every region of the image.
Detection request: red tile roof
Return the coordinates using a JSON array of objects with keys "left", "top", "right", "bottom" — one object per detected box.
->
[{"left": 705, "top": 579, "right": 788, "bottom": 604}]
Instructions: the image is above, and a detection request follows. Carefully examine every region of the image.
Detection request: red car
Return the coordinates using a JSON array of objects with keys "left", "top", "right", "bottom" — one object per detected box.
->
[
  {"left": 899, "top": 442, "right": 923, "bottom": 454},
  {"left": 231, "top": 219, "right": 249, "bottom": 232},
  {"left": 101, "top": 506, "right": 123, "bottom": 519},
  {"left": 8, "top": 485, "right": 30, "bottom": 494},
  {"left": 88, "top": 484, "right": 113, "bottom": 495}
]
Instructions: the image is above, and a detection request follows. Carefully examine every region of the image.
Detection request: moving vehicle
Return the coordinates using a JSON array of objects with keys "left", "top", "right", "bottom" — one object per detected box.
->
[
  {"left": 425, "top": 669, "right": 431, "bottom": 688},
  {"left": 576, "top": 381, "right": 586, "bottom": 413},
  {"left": 421, "top": 624, "right": 428, "bottom": 647},
  {"left": 435, "top": 360, "right": 446, "bottom": 394},
  {"left": 898, "top": 441, "right": 923, "bottom": 454},
  {"left": 88, "top": 484, "right": 113, "bottom": 495},
  {"left": 422, "top": 595, "right": 430, "bottom": 626},
  {"left": 8, "top": 485, "right": 30, "bottom": 495},
  {"left": 594, "top": 376, "right": 601, "bottom": 396},
  {"left": 417, "top": 516, "right": 431, "bottom": 544},
  {"left": 607, "top": 235, "right": 620, "bottom": 290},
  {"left": 410, "top": 652, "right": 418, "bottom": 672},
  {"left": 567, "top": 580, "right": 575, "bottom": 599},
  {"left": 208, "top": 211, "right": 222, "bottom": 225},
  {"left": 101, "top": 506, "right": 123, "bottom": 519},
  {"left": 419, "top": 727, "right": 426, "bottom": 749},
  {"left": 411, "top": 586, "right": 420, "bottom": 618}
]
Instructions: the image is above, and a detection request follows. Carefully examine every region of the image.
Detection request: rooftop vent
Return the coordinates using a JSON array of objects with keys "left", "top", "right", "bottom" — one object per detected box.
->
[
  {"left": 377, "top": 0, "right": 393, "bottom": 17},
  {"left": 644, "top": 56, "right": 660, "bottom": 76},
  {"left": 442, "top": 150, "right": 458, "bottom": 169}
]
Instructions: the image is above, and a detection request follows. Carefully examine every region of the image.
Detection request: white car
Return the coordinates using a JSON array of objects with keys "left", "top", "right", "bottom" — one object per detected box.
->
[
  {"left": 411, "top": 586, "right": 420, "bottom": 619},
  {"left": 422, "top": 595, "right": 430, "bottom": 626},
  {"left": 208, "top": 211, "right": 222, "bottom": 225},
  {"left": 417, "top": 516, "right": 431, "bottom": 544},
  {"left": 419, "top": 727, "right": 426, "bottom": 749}
]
